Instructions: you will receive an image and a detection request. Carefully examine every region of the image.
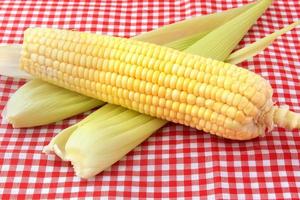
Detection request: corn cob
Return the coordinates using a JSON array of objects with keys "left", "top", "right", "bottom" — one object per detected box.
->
[{"left": 20, "top": 27, "right": 300, "bottom": 140}]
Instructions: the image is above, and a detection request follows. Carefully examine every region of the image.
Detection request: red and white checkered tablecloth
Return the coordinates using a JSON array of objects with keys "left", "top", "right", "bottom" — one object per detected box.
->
[{"left": 0, "top": 0, "right": 300, "bottom": 199}]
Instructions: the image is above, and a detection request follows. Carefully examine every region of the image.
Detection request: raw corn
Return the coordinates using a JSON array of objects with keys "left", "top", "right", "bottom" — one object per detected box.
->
[{"left": 20, "top": 27, "right": 300, "bottom": 140}]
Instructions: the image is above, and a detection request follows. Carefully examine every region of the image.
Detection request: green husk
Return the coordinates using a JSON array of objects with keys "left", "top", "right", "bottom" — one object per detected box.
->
[
  {"left": 185, "top": 0, "right": 273, "bottom": 60},
  {"left": 133, "top": 0, "right": 255, "bottom": 45},
  {"left": 2, "top": 0, "right": 257, "bottom": 128},
  {"left": 2, "top": 79, "right": 104, "bottom": 128},
  {"left": 226, "top": 20, "right": 300, "bottom": 64},
  {"left": 66, "top": 111, "right": 165, "bottom": 178},
  {"left": 44, "top": 104, "right": 127, "bottom": 159},
  {"left": 46, "top": 0, "right": 274, "bottom": 178},
  {"left": 164, "top": 31, "right": 210, "bottom": 51}
]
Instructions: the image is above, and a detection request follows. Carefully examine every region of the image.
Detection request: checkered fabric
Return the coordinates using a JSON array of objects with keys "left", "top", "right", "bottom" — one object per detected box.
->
[{"left": 1, "top": 0, "right": 300, "bottom": 199}]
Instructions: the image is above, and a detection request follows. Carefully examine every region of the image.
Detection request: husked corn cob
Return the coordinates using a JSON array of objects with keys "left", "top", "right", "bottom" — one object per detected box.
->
[{"left": 20, "top": 28, "right": 300, "bottom": 140}]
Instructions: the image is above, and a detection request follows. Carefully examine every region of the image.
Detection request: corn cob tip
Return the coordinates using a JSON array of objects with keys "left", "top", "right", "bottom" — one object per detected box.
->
[{"left": 273, "top": 105, "right": 300, "bottom": 130}]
